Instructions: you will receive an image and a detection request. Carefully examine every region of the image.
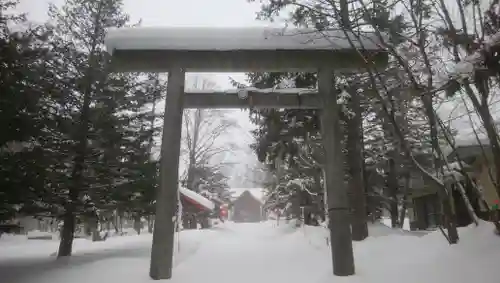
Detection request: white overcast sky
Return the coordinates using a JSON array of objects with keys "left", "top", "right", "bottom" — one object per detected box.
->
[{"left": 16, "top": 0, "right": 281, "bottom": 88}]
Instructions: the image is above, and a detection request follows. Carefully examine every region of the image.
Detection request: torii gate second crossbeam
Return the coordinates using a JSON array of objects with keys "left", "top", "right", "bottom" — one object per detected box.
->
[
  {"left": 183, "top": 89, "right": 321, "bottom": 109},
  {"left": 105, "top": 26, "right": 388, "bottom": 280}
]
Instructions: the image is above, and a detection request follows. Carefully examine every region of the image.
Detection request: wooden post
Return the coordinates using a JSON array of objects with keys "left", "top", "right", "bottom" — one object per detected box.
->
[
  {"left": 150, "top": 69, "right": 185, "bottom": 280},
  {"left": 318, "top": 68, "right": 355, "bottom": 276}
]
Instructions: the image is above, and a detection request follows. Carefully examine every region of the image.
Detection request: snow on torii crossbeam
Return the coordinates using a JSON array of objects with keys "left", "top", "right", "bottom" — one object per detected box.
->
[
  {"left": 105, "top": 26, "right": 388, "bottom": 280},
  {"left": 105, "top": 27, "right": 387, "bottom": 72}
]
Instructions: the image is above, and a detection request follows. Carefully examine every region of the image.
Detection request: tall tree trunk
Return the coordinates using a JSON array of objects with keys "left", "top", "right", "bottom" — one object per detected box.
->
[
  {"left": 442, "top": 183, "right": 459, "bottom": 243},
  {"left": 58, "top": 205, "right": 77, "bottom": 257},
  {"left": 387, "top": 156, "right": 399, "bottom": 228},
  {"left": 91, "top": 216, "right": 101, "bottom": 242},
  {"left": 112, "top": 210, "right": 120, "bottom": 234},
  {"left": 399, "top": 173, "right": 410, "bottom": 228},
  {"left": 346, "top": 91, "right": 368, "bottom": 241},
  {"left": 479, "top": 111, "right": 500, "bottom": 193},
  {"left": 57, "top": 3, "right": 105, "bottom": 255},
  {"left": 148, "top": 215, "right": 154, "bottom": 233},
  {"left": 186, "top": 110, "right": 202, "bottom": 192},
  {"left": 134, "top": 215, "right": 142, "bottom": 235},
  {"left": 58, "top": 74, "right": 93, "bottom": 256},
  {"left": 381, "top": 115, "right": 399, "bottom": 228},
  {"left": 422, "top": 95, "right": 459, "bottom": 243},
  {"left": 118, "top": 210, "right": 124, "bottom": 233},
  {"left": 393, "top": 95, "right": 411, "bottom": 230}
]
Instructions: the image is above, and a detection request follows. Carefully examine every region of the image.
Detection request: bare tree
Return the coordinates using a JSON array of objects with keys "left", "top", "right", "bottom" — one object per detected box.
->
[{"left": 180, "top": 76, "right": 240, "bottom": 228}]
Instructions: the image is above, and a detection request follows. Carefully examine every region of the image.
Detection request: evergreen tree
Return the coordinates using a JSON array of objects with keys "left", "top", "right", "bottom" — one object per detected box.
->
[
  {"left": 46, "top": 0, "right": 135, "bottom": 256},
  {"left": 0, "top": 0, "right": 61, "bottom": 222}
]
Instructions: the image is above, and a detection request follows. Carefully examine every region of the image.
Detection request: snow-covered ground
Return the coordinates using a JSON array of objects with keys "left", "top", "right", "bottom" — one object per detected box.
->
[
  {"left": 1, "top": 220, "right": 498, "bottom": 283},
  {"left": 0, "top": 228, "right": 216, "bottom": 283}
]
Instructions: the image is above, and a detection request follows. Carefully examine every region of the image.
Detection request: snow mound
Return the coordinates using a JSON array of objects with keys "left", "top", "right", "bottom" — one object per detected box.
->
[{"left": 299, "top": 221, "right": 500, "bottom": 283}]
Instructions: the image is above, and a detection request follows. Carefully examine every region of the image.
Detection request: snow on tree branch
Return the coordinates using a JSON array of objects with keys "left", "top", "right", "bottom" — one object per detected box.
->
[{"left": 441, "top": 31, "right": 500, "bottom": 86}]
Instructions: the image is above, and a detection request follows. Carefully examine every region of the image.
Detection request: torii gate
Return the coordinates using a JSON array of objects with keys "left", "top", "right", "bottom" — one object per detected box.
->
[{"left": 105, "top": 27, "right": 387, "bottom": 280}]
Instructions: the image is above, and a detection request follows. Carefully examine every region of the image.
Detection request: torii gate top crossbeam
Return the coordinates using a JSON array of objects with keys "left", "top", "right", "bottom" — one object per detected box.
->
[{"left": 105, "top": 27, "right": 388, "bottom": 72}]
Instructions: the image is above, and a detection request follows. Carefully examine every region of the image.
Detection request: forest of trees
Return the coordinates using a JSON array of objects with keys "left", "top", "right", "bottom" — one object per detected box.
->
[
  {"left": 240, "top": 0, "right": 500, "bottom": 244},
  {"left": 0, "top": 0, "right": 233, "bottom": 256},
  {"left": 3, "top": 0, "right": 500, "bottom": 267}
]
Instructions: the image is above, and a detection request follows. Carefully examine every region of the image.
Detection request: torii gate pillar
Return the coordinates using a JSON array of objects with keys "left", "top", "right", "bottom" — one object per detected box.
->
[
  {"left": 318, "top": 68, "right": 355, "bottom": 275},
  {"left": 149, "top": 69, "right": 185, "bottom": 280}
]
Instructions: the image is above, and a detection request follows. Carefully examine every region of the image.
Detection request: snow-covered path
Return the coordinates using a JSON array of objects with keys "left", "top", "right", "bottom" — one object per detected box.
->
[{"left": 170, "top": 222, "right": 329, "bottom": 283}]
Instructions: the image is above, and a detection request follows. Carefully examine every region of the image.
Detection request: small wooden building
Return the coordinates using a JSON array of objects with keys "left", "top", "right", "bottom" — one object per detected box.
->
[
  {"left": 231, "top": 190, "right": 264, "bottom": 223},
  {"left": 466, "top": 152, "right": 499, "bottom": 211},
  {"left": 408, "top": 144, "right": 494, "bottom": 230},
  {"left": 179, "top": 187, "right": 214, "bottom": 229}
]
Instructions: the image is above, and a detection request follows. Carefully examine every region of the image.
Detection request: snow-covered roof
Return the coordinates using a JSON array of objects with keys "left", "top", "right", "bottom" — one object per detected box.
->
[
  {"left": 446, "top": 142, "right": 492, "bottom": 162},
  {"left": 105, "top": 27, "right": 385, "bottom": 53},
  {"left": 231, "top": 188, "right": 265, "bottom": 203},
  {"left": 179, "top": 187, "right": 215, "bottom": 211}
]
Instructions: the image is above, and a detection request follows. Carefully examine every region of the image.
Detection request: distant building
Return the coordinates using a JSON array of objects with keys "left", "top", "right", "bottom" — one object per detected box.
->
[{"left": 231, "top": 190, "right": 265, "bottom": 223}]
